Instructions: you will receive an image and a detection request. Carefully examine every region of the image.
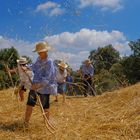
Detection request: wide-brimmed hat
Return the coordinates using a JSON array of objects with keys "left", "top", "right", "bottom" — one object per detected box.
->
[
  {"left": 58, "top": 61, "right": 68, "bottom": 69},
  {"left": 33, "top": 41, "right": 51, "bottom": 53},
  {"left": 84, "top": 59, "right": 92, "bottom": 64},
  {"left": 17, "top": 57, "right": 28, "bottom": 64}
]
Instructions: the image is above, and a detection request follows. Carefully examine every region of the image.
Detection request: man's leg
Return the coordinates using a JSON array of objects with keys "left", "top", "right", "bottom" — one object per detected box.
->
[
  {"left": 44, "top": 108, "right": 49, "bottom": 120},
  {"left": 54, "top": 94, "right": 58, "bottom": 102},
  {"left": 25, "top": 105, "right": 33, "bottom": 123},
  {"left": 83, "top": 79, "right": 88, "bottom": 97},
  {"left": 25, "top": 90, "right": 36, "bottom": 123},
  {"left": 40, "top": 94, "right": 50, "bottom": 119},
  {"left": 19, "top": 89, "right": 24, "bottom": 101},
  {"left": 62, "top": 83, "right": 67, "bottom": 103},
  {"left": 62, "top": 93, "right": 66, "bottom": 103},
  {"left": 87, "top": 78, "right": 94, "bottom": 96},
  {"left": 19, "top": 86, "right": 26, "bottom": 101}
]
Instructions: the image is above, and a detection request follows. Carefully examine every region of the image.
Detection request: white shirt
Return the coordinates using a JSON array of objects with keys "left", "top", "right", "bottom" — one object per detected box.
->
[
  {"left": 18, "top": 64, "right": 33, "bottom": 89},
  {"left": 56, "top": 68, "right": 67, "bottom": 83}
]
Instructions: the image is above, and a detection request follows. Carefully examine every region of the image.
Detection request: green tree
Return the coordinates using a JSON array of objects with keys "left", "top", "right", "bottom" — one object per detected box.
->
[
  {"left": 121, "top": 56, "right": 140, "bottom": 84},
  {"left": 119, "top": 39, "right": 140, "bottom": 84},
  {"left": 0, "top": 70, "right": 9, "bottom": 89},
  {"left": 109, "top": 63, "right": 128, "bottom": 86},
  {"left": 0, "top": 47, "right": 19, "bottom": 69},
  {"left": 0, "top": 47, "right": 19, "bottom": 88},
  {"left": 89, "top": 44, "right": 120, "bottom": 74},
  {"left": 129, "top": 39, "right": 140, "bottom": 56},
  {"left": 94, "top": 69, "right": 119, "bottom": 94}
]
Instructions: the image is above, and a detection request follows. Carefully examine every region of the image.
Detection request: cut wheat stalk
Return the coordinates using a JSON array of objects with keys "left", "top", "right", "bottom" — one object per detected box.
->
[
  {"left": 65, "top": 81, "right": 86, "bottom": 96},
  {"left": 74, "top": 77, "right": 97, "bottom": 96},
  {"left": 35, "top": 91, "right": 56, "bottom": 134}
]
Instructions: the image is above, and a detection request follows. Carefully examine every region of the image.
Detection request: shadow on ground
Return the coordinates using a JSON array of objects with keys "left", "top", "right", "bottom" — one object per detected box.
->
[{"left": 0, "top": 121, "right": 24, "bottom": 132}]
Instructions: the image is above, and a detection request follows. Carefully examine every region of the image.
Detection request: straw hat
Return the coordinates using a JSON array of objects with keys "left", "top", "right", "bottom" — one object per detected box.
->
[
  {"left": 84, "top": 59, "right": 92, "bottom": 64},
  {"left": 58, "top": 61, "right": 68, "bottom": 69},
  {"left": 17, "top": 57, "right": 28, "bottom": 64},
  {"left": 33, "top": 41, "right": 51, "bottom": 53}
]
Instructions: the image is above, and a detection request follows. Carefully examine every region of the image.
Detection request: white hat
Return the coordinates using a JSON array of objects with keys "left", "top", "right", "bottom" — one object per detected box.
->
[
  {"left": 33, "top": 41, "right": 51, "bottom": 53},
  {"left": 84, "top": 59, "right": 92, "bottom": 64},
  {"left": 58, "top": 61, "right": 68, "bottom": 69},
  {"left": 17, "top": 57, "right": 28, "bottom": 64}
]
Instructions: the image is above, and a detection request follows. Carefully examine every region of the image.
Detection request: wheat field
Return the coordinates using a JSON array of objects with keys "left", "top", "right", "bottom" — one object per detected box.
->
[{"left": 0, "top": 83, "right": 140, "bottom": 140}]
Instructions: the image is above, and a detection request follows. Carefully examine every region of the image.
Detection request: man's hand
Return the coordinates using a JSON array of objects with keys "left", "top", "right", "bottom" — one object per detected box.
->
[
  {"left": 31, "top": 83, "right": 42, "bottom": 90},
  {"left": 19, "top": 90, "right": 24, "bottom": 102}
]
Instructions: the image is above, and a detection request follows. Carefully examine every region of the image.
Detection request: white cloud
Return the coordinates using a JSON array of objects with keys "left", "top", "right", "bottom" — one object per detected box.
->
[
  {"left": 0, "top": 28, "right": 131, "bottom": 70},
  {"left": 36, "top": 1, "right": 64, "bottom": 16},
  {"left": 0, "top": 36, "right": 36, "bottom": 60},
  {"left": 44, "top": 28, "right": 130, "bottom": 54},
  {"left": 50, "top": 50, "right": 89, "bottom": 70},
  {"left": 44, "top": 28, "right": 131, "bottom": 70},
  {"left": 79, "top": 0, "right": 123, "bottom": 11}
]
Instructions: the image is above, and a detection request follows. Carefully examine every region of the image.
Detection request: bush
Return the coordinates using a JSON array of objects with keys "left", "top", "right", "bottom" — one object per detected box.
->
[
  {"left": 94, "top": 69, "right": 120, "bottom": 94},
  {"left": 0, "top": 70, "right": 10, "bottom": 89}
]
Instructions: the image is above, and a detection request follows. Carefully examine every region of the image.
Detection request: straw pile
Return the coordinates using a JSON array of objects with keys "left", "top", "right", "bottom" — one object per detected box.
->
[{"left": 0, "top": 83, "right": 140, "bottom": 140}]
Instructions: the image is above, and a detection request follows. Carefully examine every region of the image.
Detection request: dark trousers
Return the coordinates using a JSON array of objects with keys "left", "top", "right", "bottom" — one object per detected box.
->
[
  {"left": 83, "top": 76, "right": 94, "bottom": 96},
  {"left": 27, "top": 90, "right": 50, "bottom": 109}
]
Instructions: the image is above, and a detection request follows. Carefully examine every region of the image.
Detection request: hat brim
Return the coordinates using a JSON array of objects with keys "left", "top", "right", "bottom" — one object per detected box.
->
[
  {"left": 86, "top": 62, "right": 92, "bottom": 64},
  {"left": 85, "top": 60, "right": 92, "bottom": 64},
  {"left": 17, "top": 59, "right": 28, "bottom": 64},
  {"left": 33, "top": 47, "right": 51, "bottom": 53},
  {"left": 58, "top": 64, "right": 68, "bottom": 69}
]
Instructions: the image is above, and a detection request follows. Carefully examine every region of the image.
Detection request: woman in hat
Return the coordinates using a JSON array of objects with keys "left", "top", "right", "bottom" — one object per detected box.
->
[
  {"left": 24, "top": 41, "right": 57, "bottom": 125},
  {"left": 55, "top": 61, "right": 68, "bottom": 103}
]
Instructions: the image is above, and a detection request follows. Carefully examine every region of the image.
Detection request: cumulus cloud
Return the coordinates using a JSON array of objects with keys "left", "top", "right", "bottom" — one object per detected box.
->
[
  {"left": 36, "top": 1, "right": 64, "bottom": 16},
  {"left": 79, "top": 0, "right": 123, "bottom": 11},
  {"left": 50, "top": 50, "right": 89, "bottom": 70},
  {"left": 0, "top": 36, "right": 36, "bottom": 60},
  {"left": 0, "top": 28, "right": 131, "bottom": 70},
  {"left": 44, "top": 28, "right": 130, "bottom": 54},
  {"left": 44, "top": 28, "right": 131, "bottom": 70}
]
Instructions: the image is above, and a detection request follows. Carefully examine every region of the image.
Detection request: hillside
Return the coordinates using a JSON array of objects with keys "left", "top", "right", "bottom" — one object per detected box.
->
[{"left": 0, "top": 84, "right": 140, "bottom": 140}]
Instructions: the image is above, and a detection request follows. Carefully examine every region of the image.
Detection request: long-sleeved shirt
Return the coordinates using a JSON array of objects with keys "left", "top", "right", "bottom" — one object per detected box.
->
[
  {"left": 18, "top": 64, "right": 33, "bottom": 89},
  {"left": 30, "top": 57, "right": 57, "bottom": 95},
  {"left": 81, "top": 64, "right": 94, "bottom": 77}
]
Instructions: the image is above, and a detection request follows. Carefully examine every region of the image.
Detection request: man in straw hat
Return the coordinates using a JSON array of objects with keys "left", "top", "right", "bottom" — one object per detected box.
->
[
  {"left": 55, "top": 61, "right": 68, "bottom": 103},
  {"left": 24, "top": 41, "right": 57, "bottom": 125},
  {"left": 81, "top": 59, "right": 94, "bottom": 97},
  {"left": 17, "top": 57, "right": 33, "bottom": 101}
]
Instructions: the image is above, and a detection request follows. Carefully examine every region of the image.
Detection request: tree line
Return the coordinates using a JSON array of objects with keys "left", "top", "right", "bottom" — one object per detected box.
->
[{"left": 0, "top": 39, "right": 140, "bottom": 94}]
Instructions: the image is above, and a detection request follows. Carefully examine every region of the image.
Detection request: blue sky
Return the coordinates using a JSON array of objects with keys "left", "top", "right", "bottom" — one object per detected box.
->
[{"left": 0, "top": 0, "right": 140, "bottom": 70}]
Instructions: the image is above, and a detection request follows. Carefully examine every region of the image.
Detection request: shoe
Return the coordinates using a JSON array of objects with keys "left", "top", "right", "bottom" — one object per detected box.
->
[
  {"left": 23, "top": 121, "right": 29, "bottom": 130},
  {"left": 54, "top": 99, "right": 58, "bottom": 102},
  {"left": 84, "top": 94, "right": 87, "bottom": 97}
]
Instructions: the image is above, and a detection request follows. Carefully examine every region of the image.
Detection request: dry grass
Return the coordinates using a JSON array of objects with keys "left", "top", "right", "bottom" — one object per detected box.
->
[{"left": 0, "top": 83, "right": 140, "bottom": 140}]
